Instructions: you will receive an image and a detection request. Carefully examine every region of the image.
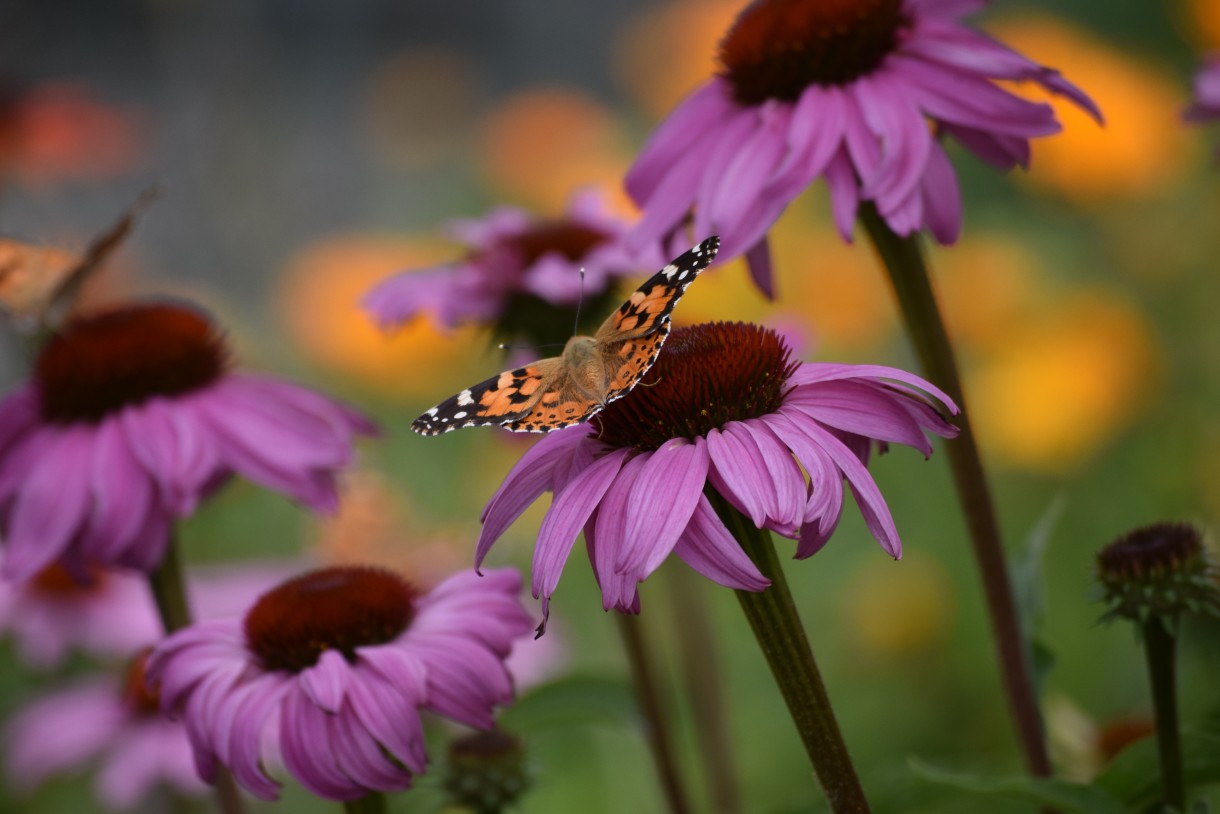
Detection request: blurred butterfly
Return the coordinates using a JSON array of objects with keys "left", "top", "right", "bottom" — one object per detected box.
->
[
  {"left": 413, "top": 236, "right": 719, "bottom": 435},
  {"left": 0, "top": 187, "right": 157, "bottom": 333}
]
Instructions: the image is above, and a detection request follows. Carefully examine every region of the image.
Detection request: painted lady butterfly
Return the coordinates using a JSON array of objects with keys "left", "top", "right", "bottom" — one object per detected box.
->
[{"left": 412, "top": 236, "right": 719, "bottom": 435}]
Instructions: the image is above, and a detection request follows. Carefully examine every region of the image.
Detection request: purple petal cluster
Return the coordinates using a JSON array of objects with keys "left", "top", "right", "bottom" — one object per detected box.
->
[
  {"left": 0, "top": 374, "right": 375, "bottom": 580},
  {"left": 4, "top": 678, "right": 206, "bottom": 811},
  {"left": 626, "top": 0, "right": 1100, "bottom": 262},
  {"left": 363, "top": 190, "right": 647, "bottom": 331},
  {"left": 147, "top": 568, "right": 532, "bottom": 801},
  {"left": 478, "top": 362, "right": 957, "bottom": 619}
]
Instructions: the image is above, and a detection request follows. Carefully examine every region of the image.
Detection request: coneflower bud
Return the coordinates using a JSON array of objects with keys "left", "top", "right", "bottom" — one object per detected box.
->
[{"left": 1095, "top": 522, "right": 1220, "bottom": 629}]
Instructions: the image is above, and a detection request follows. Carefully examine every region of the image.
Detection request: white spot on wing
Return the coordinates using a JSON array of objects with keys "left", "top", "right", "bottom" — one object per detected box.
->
[{"left": 457, "top": 389, "right": 474, "bottom": 406}]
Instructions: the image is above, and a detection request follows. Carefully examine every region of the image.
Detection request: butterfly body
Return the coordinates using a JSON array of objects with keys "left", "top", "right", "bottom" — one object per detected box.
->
[{"left": 412, "top": 236, "right": 719, "bottom": 435}]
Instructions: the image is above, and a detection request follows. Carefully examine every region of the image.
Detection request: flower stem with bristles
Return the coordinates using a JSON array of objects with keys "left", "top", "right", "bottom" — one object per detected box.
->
[
  {"left": 616, "top": 613, "right": 696, "bottom": 814},
  {"left": 859, "top": 203, "right": 1052, "bottom": 781},
  {"left": 710, "top": 493, "right": 870, "bottom": 813},
  {"left": 665, "top": 564, "right": 744, "bottom": 814},
  {"left": 343, "top": 792, "right": 387, "bottom": 814},
  {"left": 148, "top": 534, "right": 246, "bottom": 814},
  {"left": 1143, "top": 620, "right": 1186, "bottom": 811}
]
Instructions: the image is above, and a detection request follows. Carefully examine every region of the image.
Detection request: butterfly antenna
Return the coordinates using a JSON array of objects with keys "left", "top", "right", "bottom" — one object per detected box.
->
[{"left": 572, "top": 266, "right": 586, "bottom": 334}]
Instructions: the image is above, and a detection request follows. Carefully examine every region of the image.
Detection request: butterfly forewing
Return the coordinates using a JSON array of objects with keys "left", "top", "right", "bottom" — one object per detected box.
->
[{"left": 411, "top": 236, "right": 719, "bottom": 435}]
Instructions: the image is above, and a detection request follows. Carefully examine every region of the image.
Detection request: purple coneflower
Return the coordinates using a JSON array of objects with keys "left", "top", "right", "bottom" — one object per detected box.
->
[
  {"left": 4, "top": 651, "right": 207, "bottom": 811},
  {"left": 147, "top": 566, "right": 532, "bottom": 801},
  {"left": 0, "top": 302, "right": 375, "bottom": 581},
  {"left": 362, "top": 191, "right": 651, "bottom": 348},
  {"left": 626, "top": 0, "right": 1101, "bottom": 271},
  {"left": 1185, "top": 57, "right": 1220, "bottom": 126},
  {"left": 477, "top": 322, "right": 958, "bottom": 622}
]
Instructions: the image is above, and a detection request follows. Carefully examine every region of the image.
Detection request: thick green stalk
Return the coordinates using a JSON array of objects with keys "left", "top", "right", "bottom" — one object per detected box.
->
[
  {"left": 1143, "top": 621, "right": 1185, "bottom": 811},
  {"left": 616, "top": 613, "right": 696, "bottom": 814},
  {"left": 711, "top": 493, "right": 870, "bottom": 813},
  {"left": 859, "top": 204, "right": 1051, "bottom": 779},
  {"left": 148, "top": 536, "right": 246, "bottom": 814}
]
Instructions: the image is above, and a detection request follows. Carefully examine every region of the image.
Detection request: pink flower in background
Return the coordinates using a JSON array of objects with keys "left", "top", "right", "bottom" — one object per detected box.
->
[
  {"left": 1185, "top": 57, "right": 1220, "bottom": 125},
  {"left": 625, "top": 0, "right": 1100, "bottom": 293},
  {"left": 0, "top": 302, "right": 375, "bottom": 581},
  {"left": 0, "top": 564, "right": 156, "bottom": 669},
  {"left": 3, "top": 652, "right": 207, "bottom": 811},
  {"left": 0, "top": 559, "right": 300, "bottom": 670},
  {"left": 148, "top": 566, "right": 532, "bottom": 801},
  {"left": 478, "top": 323, "right": 957, "bottom": 623},
  {"left": 363, "top": 191, "right": 651, "bottom": 346}
]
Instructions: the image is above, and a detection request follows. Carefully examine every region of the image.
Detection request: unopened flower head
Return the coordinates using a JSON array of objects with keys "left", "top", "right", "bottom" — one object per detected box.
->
[
  {"left": 147, "top": 565, "right": 533, "bottom": 801},
  {"left": 625, "top": 0, "right": 1101, "bottom": 275},
  {"left": 0, "top": 301, "right": 375, "bottom": 580},
  {"left": 1096, "top": 522, "right": 1220, "bottom": 628},
  {"left": 478, "top": 321, "right": 958, "bottom": 623}
]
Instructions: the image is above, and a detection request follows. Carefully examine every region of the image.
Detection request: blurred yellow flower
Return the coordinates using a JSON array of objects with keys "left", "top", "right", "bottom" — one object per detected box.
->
[
  {"left": 991, "top": 16, "right": 1194, "bottom": 202},
  {"left": 275, "top": 234, "right": 494, "bottom": 398},
  {"left": 479, "top": 88, "right": 635, "bottom": 215},
  {"left": 936, "top": 233, "right": 1042, "bottom": 354},
  {"left": 969, "top": 293, "right": 1158, "bottom": 472},
  {"left": 613, "top": 0, "right": 740, "bottom": 118},
  {"left": 840, "top": 555, "right": 955, "bottom": 658},
  {"left": 677, "top": 213, "right": 895, "bottom": 357}
]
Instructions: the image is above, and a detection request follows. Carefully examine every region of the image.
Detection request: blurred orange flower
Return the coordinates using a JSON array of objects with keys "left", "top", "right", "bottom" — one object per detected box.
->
[
  {"left": 936, "top": 233, "right": 1043, "bottom": 354},
  {"left": 840, "top": 555, "right": 955, "bottom": 659},
  {"left": 275, "top": 234, "right": 495, "bottom": 399},
  {"left": 969, "top": 293, "right": 1158, "bottom": 472},
  {"left": 312, "top": 469, "right": 467, "bottom": 589},
  {"left": 991, "top": 16, "right": 1194, "bottom": 203},
  {"left": 613, "top": 0, "right": 740, "bottom": 118},
  {"left": 479, "top": 87, "right": 634, "bottom": 215},
  {"left": 1185, "top": 0, "right": 1220, "bottom": 48}
]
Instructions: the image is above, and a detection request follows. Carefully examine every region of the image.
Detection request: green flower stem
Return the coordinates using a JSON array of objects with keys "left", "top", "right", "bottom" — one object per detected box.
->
[
  {"left": 710, "top": 493, "right": 870, "bottom": 814},
  {"left": 343, "top": 792, "right": 387, "bottom": 814},
  {"left": 665, "top": 564, "right": 743, "bottom": 814},
  {"left": 148, "top": 535, "right": 246, "bottom": 814},
  {"left": 616, "top": 613, "right": 696, "bottom": 814},
  {"left": 859, "top": 204, "right": 1052, "bottom": 779},
  {"left": 1143, "top": 620, "right": 1186, "bottom": 811}
]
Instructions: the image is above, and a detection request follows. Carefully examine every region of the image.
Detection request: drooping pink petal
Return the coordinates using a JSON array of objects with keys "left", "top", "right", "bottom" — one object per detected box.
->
[
  {"left": 617, "top": 438, "right": 709, "bottom": 577},
  {"left": 672, "top": 495, "right": 770, "bottom": 591}
]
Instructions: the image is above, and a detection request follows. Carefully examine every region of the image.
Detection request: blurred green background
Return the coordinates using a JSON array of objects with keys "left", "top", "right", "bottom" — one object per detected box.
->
[{"left": 1, "top": 0, "right": 1219, "bottom": 811}]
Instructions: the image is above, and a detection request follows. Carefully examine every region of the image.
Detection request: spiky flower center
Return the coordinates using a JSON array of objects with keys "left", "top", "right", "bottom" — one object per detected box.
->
[
  {"left": 719, "top": 0, "right": 908, "bottom": 105},
  {"left": 121, "top": 649, "right": 161, "bottom": 717},
  {"left": 36, "top": 303, "right": 227, "bottom": 424},
  {"left": 1096, "top": 522, "right": 1220, "bottom": 624},
  {"left": 244, "top": 566, "right": 417, "bottom": 673},
  {"left": 502, "top": 221, "right": 610, "bottom": 267},
  {"left": 592, "top": 322, "right": 798, "bottom": 451}
]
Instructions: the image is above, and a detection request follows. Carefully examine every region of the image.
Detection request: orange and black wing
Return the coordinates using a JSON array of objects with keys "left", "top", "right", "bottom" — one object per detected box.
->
[
  {"left": 595, "top": 236, "right": 718, "bottom": 403},
  {"left": 412, "top": 359, "right": 567, "bottom": 435}
]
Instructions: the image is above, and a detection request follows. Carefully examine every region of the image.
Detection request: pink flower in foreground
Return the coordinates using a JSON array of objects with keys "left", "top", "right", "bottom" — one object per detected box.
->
[
  {"left": 4, "top": 652, "right": 206, "bottom": 811},
  {"left": 625, "top": 0, "right": 1100, "bottom": 292},
  {"left": 0, "top": 302, "right": 375, "bottom": 580},
  {"left": 1185, "top": 57, "right": 1220, "bottom": 127},
  {"left": 363, "top": 191, "right": 652, "bottom": 347},
  {"left": 148, "top": 566, "right": 533, "bottom": 801},
  {"left": 478, "top": 322, "right": 958, "bottom": 623}
]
